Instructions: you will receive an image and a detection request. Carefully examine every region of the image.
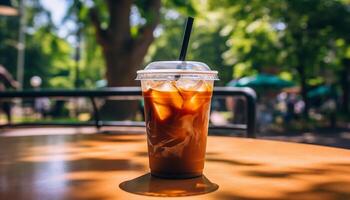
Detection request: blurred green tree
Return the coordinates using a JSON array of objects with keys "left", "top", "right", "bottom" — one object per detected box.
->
[
  {"left": 0, "top": 0, "right": 74, "bottom": 89},
  {"left": 208, "top": 0, "right": 350, "bottom": 117},
  {"left": 276, "top": 0, "right": 350, "bottom": 116},
  {"left": 84, "top": 0, "right": 161, "bottom": 87},
  {"left": 63, "top": 0, "right": 197, "bottom": 119},
  {"left": 146, "top": 4, "right": 231, "bottom": 85},
  {"left": 278, "top": 0, "right": 350, "bottom": 117},
  {"left": 64, "top": 0, "right": 199, "bottom": 88}
]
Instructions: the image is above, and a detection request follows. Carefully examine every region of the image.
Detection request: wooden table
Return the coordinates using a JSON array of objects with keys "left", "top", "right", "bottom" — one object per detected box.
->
[{"left": 0, "top": 133, "right": 350, "bottom": 200}]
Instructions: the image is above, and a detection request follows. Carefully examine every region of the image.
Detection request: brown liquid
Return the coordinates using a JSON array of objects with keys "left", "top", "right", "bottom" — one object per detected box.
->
[{"left": 142, "top": 81, "right": 213, "bottom": 178}]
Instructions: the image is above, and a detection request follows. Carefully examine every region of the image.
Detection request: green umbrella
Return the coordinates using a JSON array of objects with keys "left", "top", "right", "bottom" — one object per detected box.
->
[
  {"left": 307, "top": 86, "right": 332, "bottom": 98},
  {"left": 227, "top": 74, "right": 294, "bottom": 89}
]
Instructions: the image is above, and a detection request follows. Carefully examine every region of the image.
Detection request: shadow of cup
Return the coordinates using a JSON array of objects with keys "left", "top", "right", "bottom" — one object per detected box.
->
[{"left": 119, "top": 173, "right": 218, "bottom": 197}]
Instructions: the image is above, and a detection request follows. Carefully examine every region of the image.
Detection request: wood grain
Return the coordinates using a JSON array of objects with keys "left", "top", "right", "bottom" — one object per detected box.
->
[{"left": 0, "top": 133, "right": 350, "bottom": 199}]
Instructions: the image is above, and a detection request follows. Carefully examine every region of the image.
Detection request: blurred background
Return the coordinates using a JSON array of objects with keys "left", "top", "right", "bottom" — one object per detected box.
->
[{"left": 0, "top": 0, "right": 349, "bottom": 147}]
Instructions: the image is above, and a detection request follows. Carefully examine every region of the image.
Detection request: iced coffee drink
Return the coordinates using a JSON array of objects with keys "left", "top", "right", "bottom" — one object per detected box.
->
[{"left": 137, "top": 61, "right": 218, "bottom": 178}]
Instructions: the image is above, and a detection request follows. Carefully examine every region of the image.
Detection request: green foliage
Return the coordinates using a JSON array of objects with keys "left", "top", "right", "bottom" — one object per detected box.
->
[
  {"left": 163, "top": 0, "right": 196, "bottom": 16},
  {"left": 0, "top": 0, "right": 74, "bottom": 89},
  {"left": 146, "top": 4, "right": 232, "bottom": 85},
  {"left": 0, "top": 16, "right": 18, "bottom": 76},
  {"left": 2, "top": 0, "right": 350, "bottom": 91},
  {"left": 203, "top": 0, "right": 350, "bottom": 87}
]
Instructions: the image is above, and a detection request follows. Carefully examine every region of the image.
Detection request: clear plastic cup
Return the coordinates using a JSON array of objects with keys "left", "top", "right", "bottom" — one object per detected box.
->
[{"left": 136, "top": 61, "right": 218, "bottom": 178}]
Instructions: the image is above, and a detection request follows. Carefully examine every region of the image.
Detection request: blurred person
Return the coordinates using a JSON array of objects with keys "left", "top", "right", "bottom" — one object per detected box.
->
[
  {"left": 294, "top": 97, "right": 305, "bottom": 119},
  {"left": 256, "top": 103, "right": 273, "bottom": 133},
  {"left": 256, "top": 96, "right": 274, "bottom": 133},
  {"left": 321, "top": 97, "right": 337, "bottom": 128},
  {"left": 225, "top": 96, "right": 234, "bottom": 112},
  {"left": 285, "top": 93, "right": 296, "bottom": 123},
  {"left": 276, "top": 92, "right": 288, "bottom": 117},
  {"left": 210, "top": 98, "right": 228, "bottom": 125},
  {"left": 233, "top": 97, "right": 246, "bottom": 124},
  {"left": 0, "top": 65, "right": 19, "bottom": 123},
  {"left": 30, "top": 76, "right": 50, "bottom": 119},
  {"left": 226, "top": 97, "right": 247, "bottom": 124},
  {"left": 277, "top": 92, "right": 288, "bottom": 103}
]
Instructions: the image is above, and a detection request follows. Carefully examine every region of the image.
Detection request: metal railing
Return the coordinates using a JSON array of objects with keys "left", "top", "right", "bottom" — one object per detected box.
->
[{"left": 0, "top": 87, "right": 256, "bottom": 137}]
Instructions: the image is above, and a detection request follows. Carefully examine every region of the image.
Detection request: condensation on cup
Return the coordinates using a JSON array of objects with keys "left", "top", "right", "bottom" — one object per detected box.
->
[{"left": 136, "top": 61, "right": 219, "bottom": 179}]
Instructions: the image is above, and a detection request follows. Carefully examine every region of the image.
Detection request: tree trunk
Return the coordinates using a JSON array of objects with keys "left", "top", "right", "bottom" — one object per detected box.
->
[
  {"left": 89, "top": 0, "right": 160, "bottom": 120},
  {"left": 341, "top": 59, "right": 349, "bottom": 114},
  {"left": 297, "top": 65, "right": 309, "bottom": 119},
  {"left": 104, "top": 50, "right": 138, "bottom": 87},
  {"left": 98, "top": 47, "right": 144, "bottom": 120}
]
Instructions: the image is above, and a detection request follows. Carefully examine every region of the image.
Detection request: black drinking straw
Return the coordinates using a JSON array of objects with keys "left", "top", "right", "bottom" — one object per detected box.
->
[{"left": 178, "top": 17, "right": 194, "bottom": 61}]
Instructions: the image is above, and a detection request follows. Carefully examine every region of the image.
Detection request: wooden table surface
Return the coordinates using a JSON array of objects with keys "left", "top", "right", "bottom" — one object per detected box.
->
[{"left": 0, "top": 132, "right": 350, "bottom": 200}]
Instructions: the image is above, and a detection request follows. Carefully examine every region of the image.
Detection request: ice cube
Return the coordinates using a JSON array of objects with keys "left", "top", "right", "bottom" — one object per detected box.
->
[
  {"left": 153, "top": 81, "right": 178, "bottom": 91},
  {"left": 150, "top": 81, "right": 183, "bottom": 109},
  {"left": 177, "top": 80, "right": 212, "bottom": 112},
  {"left": 197, "top": 81, "right": 211, "bottom": 92},
  {"left": 153, "top": 103, "right": 171, "bottom": 121},
  {"left": 175, "top": 79, "right": 202, "bottom": 91},
  {"left": 183, "top": 94, "right": 206, "bottom": 112},
  {"left": 142, "top": 80, "right": 165, "bottom": 91},
  {"left": 176, "top": 80, "right": 213, "bottom": 91}
]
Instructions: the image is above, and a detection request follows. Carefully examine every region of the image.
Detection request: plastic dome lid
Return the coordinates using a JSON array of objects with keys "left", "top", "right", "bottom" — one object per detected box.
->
[{"left": 136, "top": 61, "right": 219, "bottom": 80}]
